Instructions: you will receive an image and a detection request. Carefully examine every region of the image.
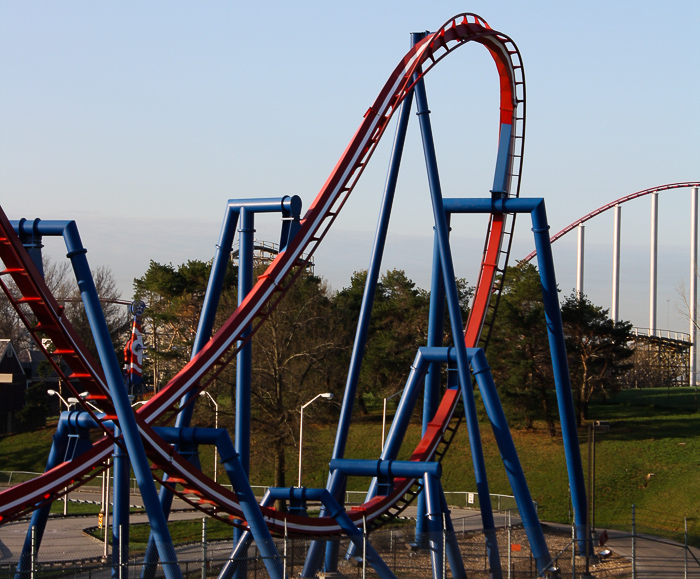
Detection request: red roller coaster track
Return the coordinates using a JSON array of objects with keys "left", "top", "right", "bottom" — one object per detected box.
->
[{"left": 0, "top": 13, "right": 524, "bottom": 535}]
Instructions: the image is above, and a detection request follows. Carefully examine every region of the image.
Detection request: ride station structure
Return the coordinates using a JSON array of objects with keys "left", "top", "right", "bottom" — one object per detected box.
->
[{"left": 0, "top": 14, "right": 591, "bottom": 579}]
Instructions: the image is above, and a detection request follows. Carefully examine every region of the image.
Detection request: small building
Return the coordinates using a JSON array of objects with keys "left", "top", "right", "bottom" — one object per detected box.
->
[{"left": 0, "top": 340, "right": 28, "bottom": 434}]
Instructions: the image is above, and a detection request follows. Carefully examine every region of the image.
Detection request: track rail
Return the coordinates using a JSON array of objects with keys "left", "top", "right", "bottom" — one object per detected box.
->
[
  {"left": 523, "top": 182, "right": 700, "bottom": 262},
  {"left": 0, "top": 13, "right": 525, "bottom": 535}
]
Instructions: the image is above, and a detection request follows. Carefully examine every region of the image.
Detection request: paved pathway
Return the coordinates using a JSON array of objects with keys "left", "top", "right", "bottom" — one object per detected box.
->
[{"left": 2, "top": 493, "right": 700, "bottom": 577}]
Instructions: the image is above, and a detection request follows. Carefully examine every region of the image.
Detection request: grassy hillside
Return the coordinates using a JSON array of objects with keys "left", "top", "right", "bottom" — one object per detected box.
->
[{"left": 2, "top": 388, "right": 699, "bottom": 543}]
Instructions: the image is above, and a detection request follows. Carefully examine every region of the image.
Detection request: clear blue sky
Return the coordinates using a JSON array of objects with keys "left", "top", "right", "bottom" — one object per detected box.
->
[{"left": 1, "top": 1, "right": 698, "bottom": 331}]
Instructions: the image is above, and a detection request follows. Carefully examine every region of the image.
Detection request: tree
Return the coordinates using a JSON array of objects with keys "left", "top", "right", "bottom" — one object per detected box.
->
[
  {"left": 248, "top": 270, "right": 343, "bottom": 496},
  {"left": 561, "top": 292, "right": 634, "bottom": 424},
  {"left": 0, "top": 257, "right": 126, "bottom": 361},
  {"left": 488, "top": 263, "right": 559, "bottom": 435},
  {"left": 333, "top": 269, "right": 432, "bottom": 412},
  {"left": 132, "top": 260, "right": 236, "bottom": 389}
]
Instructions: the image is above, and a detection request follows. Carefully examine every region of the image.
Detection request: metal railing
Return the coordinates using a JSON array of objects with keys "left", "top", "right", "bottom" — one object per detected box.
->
[
  {"left": 344, "top": 489, "right": 534, "bottom": 513},
  {"left": 632, "top": 327, "right": 692, "bottom": 343}
]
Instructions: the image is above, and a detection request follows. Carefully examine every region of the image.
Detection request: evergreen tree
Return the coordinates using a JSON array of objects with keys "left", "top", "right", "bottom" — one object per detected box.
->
[
  {"left": 560, "top": 292, "right": 634, "bottom": 424},
  {"left": 334, "top": 269, "right": 431, "bottom": 412},
  {"left": 133, "top": 259, "right": 236, "bottom": 389},
  {"left": 489, "top": 263, "right": 559, "bottom": 435}
]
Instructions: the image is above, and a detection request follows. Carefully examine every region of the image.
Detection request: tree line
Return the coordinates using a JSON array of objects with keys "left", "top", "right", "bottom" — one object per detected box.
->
[
  {"left": 2, "top": 256, "right": 636, "bottom": 486},
  {"left": 128, "top": 258, "right": 634, "bottom": 488}
]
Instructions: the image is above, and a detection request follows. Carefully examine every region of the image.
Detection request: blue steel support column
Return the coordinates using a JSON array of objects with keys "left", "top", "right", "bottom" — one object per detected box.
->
[
  {"left": 13, "top": 220, "right": 182, "bottom": 579},
  {"left": 233, "top": 207, "right": 254, "bottom": 579},
  {"left": 329, "top": 86, "right": 415, "bottom": 465},
  {"left": 217, "top": 493, "right": 276, "bottom": 579},
  {"left": 415, "top": 223, "right": 447, "bottom": 549},
  {"left": 530, "top": 201, "right": 588, "bottom": 551},
  {"left": 112, "top": 428, "right": 130, "bottom": 578},
  {"left": 15, "top": 218, "right": 44, "bottom": 277},
  {"left": 15, "top": 414, "right": 71, "bottom": 579},
  {"left": 269, "top": 488, "right": 397, "bottom": 579},
  {"left": 153, "top": 427, "right": 285, "bottom": 579},
  {"left": 236, "top": 207, "right": 254, "bottom": 477},
  {"left": 175, "top": 195, "right": 301, "bottom": 433},
  {"left": 439, "top": 196, "right": 589, "bottom": 551},
  {"left": 141, "top": 201, "right": 241, "bottom": 577},
  {"left": 142, "top": 197, "right": 300, "bottom": 577},
  {"left": 62, "top": 223, "right": 182, "bottom": 579},
  {"left": 414, "top": 71, "right": 502, "bottom": 578},
  {"left": 306, "top": 81, "right": 416, "bottom": 579},
  {"left": 343, "top": 349, "right": 433, "bottom": 562},
  {"left": 423, "top": 473, "right": 444, "bottom": 579},
  {"left": 469, "top": 349, "right": 551, "bottom": 572},
  {"left": 437, "top": 480, "right": 467, "bottom": 579}
]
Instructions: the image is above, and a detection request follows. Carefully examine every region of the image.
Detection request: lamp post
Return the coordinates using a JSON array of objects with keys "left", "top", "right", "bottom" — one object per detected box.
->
[
  {"left": 297, "top": 392, "right": 333, "bottom": 487},
  {"left": 381, "top": 389, "right": 404, "bottom": 452},
  {"left": 77, "top": 391, "right": 105, "bottom": 414},
  {"left": 199, "top": 391, "right": 219, "bottom": 483},
  {"left": 47, "top": 388, "right": 75, "bottom": 412},
  {"left": 585, "top": 420, "right": 610, "bottom": 575},
  {"left": 591, "top": 420, "right": 609, "bottom": 534}
]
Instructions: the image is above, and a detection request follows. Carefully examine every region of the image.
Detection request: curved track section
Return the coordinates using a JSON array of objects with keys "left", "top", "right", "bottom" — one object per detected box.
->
[
  {"left": 0, "top": 13, "right": 525, "bottom": 534},
  {"left": 523, "top": 182, "right": 700, "bottom": 262}
]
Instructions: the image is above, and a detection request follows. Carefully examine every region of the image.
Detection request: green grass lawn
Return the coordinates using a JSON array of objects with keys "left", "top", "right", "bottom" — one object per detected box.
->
[
  {"left": 4, "top": 387, "right": 700, "bottom": 546},
  {"left": 87, "top": 517, "right": 235, "bottom": 550}
]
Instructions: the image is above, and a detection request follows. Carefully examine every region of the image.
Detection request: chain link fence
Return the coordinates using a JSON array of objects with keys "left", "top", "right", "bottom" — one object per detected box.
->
[{"left": 2, "top": 504, "right": 700, "bottom": 577}]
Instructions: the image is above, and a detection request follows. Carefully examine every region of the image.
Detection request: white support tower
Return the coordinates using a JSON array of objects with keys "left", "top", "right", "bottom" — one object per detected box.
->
[
  {"left": 612, "top": 204, "right": 621, "bottom": 322},
  {"left": 576, "top": 224, "right": 585, "bottom": 297},
  {"left": 691, "top": 187, "right": 698, "bottom": 386},
  {"left": 650, "top": 192, "right": 658, "bottom": 334}
]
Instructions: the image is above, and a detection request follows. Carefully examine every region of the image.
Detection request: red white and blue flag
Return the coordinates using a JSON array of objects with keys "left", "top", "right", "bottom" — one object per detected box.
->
[{"left": 124, "top": 300, "right": 145, "bottom": 394}]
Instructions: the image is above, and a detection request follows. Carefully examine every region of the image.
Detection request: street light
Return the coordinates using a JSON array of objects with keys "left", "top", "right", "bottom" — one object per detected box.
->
[
  {"left": 47, "top": 388, "right": 73, "bottom": 411},
  {"left": 381, "top": 389, "right": 404, "bottom": 452},
  {"left": 78, "top": 391, "right": 104, "bottom": 414},
  {"left": 297, "top": 392, "right": 333, "bottom": 488},
  {"left": 199, "top": 391, "right": 219, "bottom": 483}
]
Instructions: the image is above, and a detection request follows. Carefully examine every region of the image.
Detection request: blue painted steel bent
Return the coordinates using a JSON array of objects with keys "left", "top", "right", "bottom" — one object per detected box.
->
[
  {"left": 441, "top": 196, "right": 588, "bottom": 549},
  {"left": 414, "top": 67, "right": 503, "bottom": 578},
  {"left": 270, "top": 487, "right": 398, "bottom": 579},
  {"left": 415, "top": 217, "right": 449, "bottom": 549},
  {"left": 153, "top": 426, "right": 285, "bottom": 579},
  {"left": 308, "top": 81, "right": 416, "bottom": 578},
  {"left": 141, "top": 196, "right": 301, "bottom": 578},
  {"left": 10, "top": 221, "right": 182, "bottom": 579}
]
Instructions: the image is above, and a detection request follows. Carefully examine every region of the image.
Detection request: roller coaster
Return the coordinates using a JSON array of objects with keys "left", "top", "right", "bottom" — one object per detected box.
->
[{"left": 0, "top": 14, "right": 589, "bottom": 579}]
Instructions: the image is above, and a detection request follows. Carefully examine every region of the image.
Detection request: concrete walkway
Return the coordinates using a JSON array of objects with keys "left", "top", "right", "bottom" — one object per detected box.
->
[{"left": 2, "top": 494, "right": 700, "bottom": 577}]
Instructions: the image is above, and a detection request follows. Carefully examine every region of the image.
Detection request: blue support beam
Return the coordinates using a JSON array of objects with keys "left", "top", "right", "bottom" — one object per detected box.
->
[
  {"left": 268, "top": 487, "right": 397, "bottom": 579},
  {"left": 112, "top": 428, "right": 130, "bottom": 578},
  {"left": 218, "top": 493, "right": 276, "bottom": 579},
  {"left": 439, "top": 196, "right": 589, "bottom": 550},
  {"left": 11, "top": 219, "right": 183, "bottom": 579},
  {"left": 142, "top": 196, "right": 300, "bottom": 578},
  {"left": 415, "top": 219, "right": 448, "bottom": 549},
  {"left": 153, "top": 427, "right": 286, "bottom": 579},
  {"left": 413, "top": 65, "right": 503, "bottom": 579},
  {"left": 306, "top": 79, "right": 416, "bottom": 579},
  {"left": 236, "top": 207, "right": 255, "bottom": 477},
  {"left": 16, "top": 414, "right": 71, "bottom": 579},
  {"left": 469, "top": 350, "right": 552, "bottom": 572}
]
